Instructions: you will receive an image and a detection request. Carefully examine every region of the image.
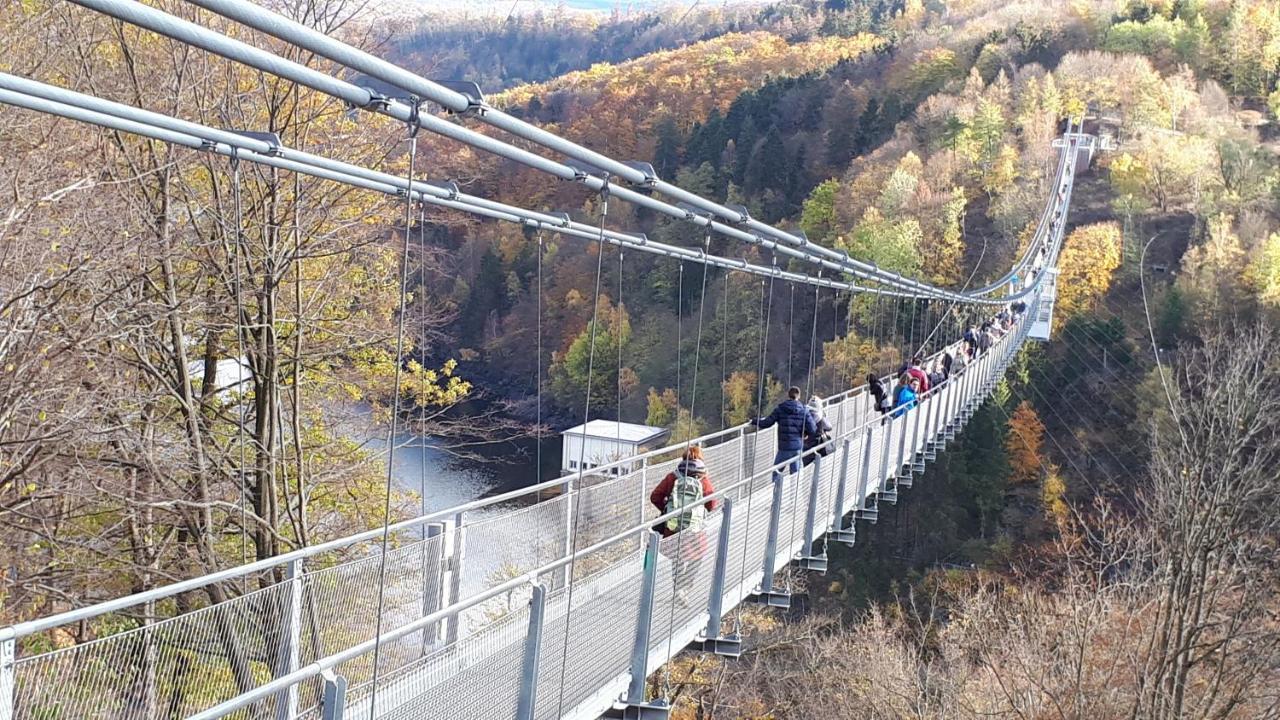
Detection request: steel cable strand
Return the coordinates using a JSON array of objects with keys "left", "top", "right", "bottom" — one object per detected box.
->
[
  {"left": 229, "top": 151, "right": 250, "bottom": 579},
  {"left": 731, "top": 269, "right": 774, "bottom": 635},
  {"left": 913, "top": 232, "right": 989, "bottom": 361},
  {"left": 368, "top": 113, "right": 419, "bottom": 719},
  {"left": 677, "top": 261, "right": 684, "bottom": 412},
  {"left": 791, "top": 277, "right": 825, "bottom": 589},
  {"left": 554, "top": 185, "right": 611, "bottom": 717},
  {"left": 662, "top": 233, "right": 713, "bottom": 700},
  {"left": 720, "top": 270, "right": 730, "bottom": 431}
]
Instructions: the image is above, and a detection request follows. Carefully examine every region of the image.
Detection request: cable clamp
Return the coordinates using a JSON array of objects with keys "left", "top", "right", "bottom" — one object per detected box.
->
[
  {"left": 361, "top": 88, "right": 392, "bottom": 112},
  {"left": 406, "top": 96, "right": 422, "bottom": 138}
]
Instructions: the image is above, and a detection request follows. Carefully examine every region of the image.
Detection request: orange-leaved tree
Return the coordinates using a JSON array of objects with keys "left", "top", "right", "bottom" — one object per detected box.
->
[{"left": 1005, "top": 400, "right": 1046, "bottom": 485}]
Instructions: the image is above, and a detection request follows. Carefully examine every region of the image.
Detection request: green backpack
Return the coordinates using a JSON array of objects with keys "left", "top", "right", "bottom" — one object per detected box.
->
[{"left": 664, "top": 473, "right": 706, "bottom": 533}]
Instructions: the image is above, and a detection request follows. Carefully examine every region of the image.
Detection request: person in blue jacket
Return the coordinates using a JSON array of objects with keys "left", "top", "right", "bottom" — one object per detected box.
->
[
  {"left": 892, "top": 373, "right": 920, "bottom": 418},
  {"left": 751, "top": 386, "right": 817, "bottom": 481}
]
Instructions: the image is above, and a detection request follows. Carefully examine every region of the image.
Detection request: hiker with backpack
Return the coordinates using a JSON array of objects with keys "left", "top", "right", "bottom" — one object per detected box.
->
[
  {"left": 649, "top": 447, "right": 719, "bottom": 603},
  {"left": 868, "top": 373, "right": 892, "bottom": 415},
  {"left": 751, "top": 386, "right": 818, "bottom": 482}
]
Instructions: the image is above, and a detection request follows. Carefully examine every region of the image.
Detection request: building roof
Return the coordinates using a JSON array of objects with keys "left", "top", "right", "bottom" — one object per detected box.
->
[{"left": 561, "top": 419, "right": 669, "bottom": 444}]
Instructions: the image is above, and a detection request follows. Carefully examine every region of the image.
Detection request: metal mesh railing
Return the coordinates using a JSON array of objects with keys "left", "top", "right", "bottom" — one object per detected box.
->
[{"left": 5, "top": 302, "right": 1042, "bottom": 720}]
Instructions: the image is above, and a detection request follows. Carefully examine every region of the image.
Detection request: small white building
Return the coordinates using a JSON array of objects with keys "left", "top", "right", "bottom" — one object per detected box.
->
[{"left": 561, "top": 420, "right": 669, "bottom": 476}]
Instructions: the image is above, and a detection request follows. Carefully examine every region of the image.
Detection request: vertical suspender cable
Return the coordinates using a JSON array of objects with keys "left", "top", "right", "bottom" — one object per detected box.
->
[
  {"left": 419, "top": 204, "right": 429, "bottom": 525},
  {"left": 369, "top": 104, "right": 420, "bottom": 719},
  {"left": 676, "top": 261, "right": 684, "bottom": 411},
  {"left": 805, "top": 274, "right": 821, "bottom": 399},
  {"left": 556, "top": 184, "right": 611, "bottom": 716},
  {"left": 535, "top": 231, "right": 544, "bottom": 502},
  {"left": 662, "top": 232, "right": 713, "bottom": 697},
  {"left": 617, "top": 246, "right": 624, "bottom": 440},
  {"left": 786, "top": 283, "right": 795, "bottom": 387},
  {"left": 229, "top": 151, "right": 249, "bottom": 576},
  {"left": 733, "top": 268, "right": 774, "bottom": 633},
  {"left": 720, "top": 270, "right": 729, "bottom": 430}
]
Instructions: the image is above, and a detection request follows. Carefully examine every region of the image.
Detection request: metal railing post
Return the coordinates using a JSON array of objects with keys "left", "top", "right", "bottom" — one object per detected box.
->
[
  {"left": 796, "top": 454, "right": 827, "bottom": 572},
  {"left": 515, "top": 583, "right": 546, "bottom": 720},
  {"left": 855, "top": 423, "right": 877, "bottom": 522},
  {"left": 423, "top": 522, "right": 446, "bottom": 651},
  {"left": 1, "top": 637, "right": 13, "bottom": 720},
  {"left": 698, "top": 500, "right": 741, "bottom": 657},
  {"left": 274, "top": 558, "right": 303, "bottom": 720},
  {"left": 446, "top": 511, "right": 465, "bottom": 646},
  {"left": 619, "top": 531, "right": 670, "bottom": 718},
  {"left": 750, "top": 465, "right": 791, "bottom": 608},
  {"left": 319, "top": 670, "right": 347, "bottom": 720},
  {"left": 830, "top": 437, "right": 856, "bottom": 545},
  {"left": 561, "top": 477, "right": 574, "bottom": 589}
]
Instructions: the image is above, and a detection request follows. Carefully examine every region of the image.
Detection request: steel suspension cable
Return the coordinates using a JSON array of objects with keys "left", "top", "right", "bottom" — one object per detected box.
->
[
  {"left": 229, "top": 151, "right": 249, "bottom": 577},
  {"left": 720, "top": 270, "right": 730, "bottom": 430},
  {"left": 556, "top": 185, "right": 611, "bottom": 716},
  {"left": 368, "top": 112, "right": 419, "bottom": 718},
  {"left": 676, "top": 261, "right": 684, "bottom": 411},
  {"left": 786, "top": 283, "right": 796, "bottom": 387},
  {"left": 662, "top": 233, "right": 713, "bottom": 697},
  {"left": 617, "top": 246, "right": 624, "bottom": 434},
  {"left": 535, "top": 231, "right": 544, "bottom": 507}
]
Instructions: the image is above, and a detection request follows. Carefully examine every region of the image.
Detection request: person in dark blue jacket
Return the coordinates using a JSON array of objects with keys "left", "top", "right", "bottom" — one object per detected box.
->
[{"left": 751, "top": 386, "right": 817, "bottom": 481}]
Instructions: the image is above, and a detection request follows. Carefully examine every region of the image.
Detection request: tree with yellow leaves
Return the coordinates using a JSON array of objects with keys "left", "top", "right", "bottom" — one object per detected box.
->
[
  {"left": 1005, "top": 400, "right": 1046, "bottom": 485},
  {"left": 1041, "top": 464, "right": 1069, "bottom": 525},
  {"left": 1248, "top": 232, "right": 1280, "bottom": 307},
  {"left": 1056, "top": 223, "right": 1123, "bottom": 319}
]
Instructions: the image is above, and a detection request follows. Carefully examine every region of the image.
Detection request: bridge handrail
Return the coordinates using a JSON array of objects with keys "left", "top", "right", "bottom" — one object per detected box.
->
[{"left": 181, "top": 338, "right": 1016, "bottom": 719}]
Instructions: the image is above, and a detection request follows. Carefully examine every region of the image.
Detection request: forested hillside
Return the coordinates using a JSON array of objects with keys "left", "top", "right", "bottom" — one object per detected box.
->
[
  {"left": 382, "top": 0, "right": 905, "bottom": 89},
  {"left": 3, "top": 0, "right": 1280, "bottom": 713}
]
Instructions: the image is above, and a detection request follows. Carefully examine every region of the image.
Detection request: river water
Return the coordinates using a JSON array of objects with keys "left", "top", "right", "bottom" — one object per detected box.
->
[{"left": 361, "top": 426, "right": 565, "bottom": 513}]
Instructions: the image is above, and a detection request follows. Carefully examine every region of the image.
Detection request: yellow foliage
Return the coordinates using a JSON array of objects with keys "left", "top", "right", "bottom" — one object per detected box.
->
[
  {"left": 1056, "top": 222, "right": 1123, "bottom": 319},
  {"left": 1042, "top": 465, "right": 1069, "bottom": 525},
  {"left": 1179, "top": 214, "right": 1246, "bottom": 313},
  {"left": 1247, "top": 232, "right": 1280, "bottom": 307},
  {"left": 1005, "top": 400, "right": 1046, "bottom": 485}
]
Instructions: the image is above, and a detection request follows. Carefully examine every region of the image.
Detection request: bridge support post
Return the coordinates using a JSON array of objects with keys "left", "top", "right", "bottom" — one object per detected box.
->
[
  {"left": 515, "top": 583, "right": 546, "bottom": 720},
  {"left": 750, "top": 469, "right": 791, "bottom": 608},
  {"left": 1, "top": 636, "right": 14, "bottom": 720},
  {"left": 859, "top": 419, "right": 886, "bottom": 522},
  {"left": 924, "top": 384, "right": 942, "bottom": 459},
  {"left": 446, "top": 512, "right": 465, "bottom": 646},
  {"left": 796, "top": 454, "right": 827, "bottom": 573},
  {"left": 615, "top": 531, "right": 670, "bottom": 719},
  {"left": 698, "top": 499, "right": 741, "bottom": 657},
  {"left": 561, "top": 477, "right": 574, "bottom": 589},
  {"left": 423, "top": 522, "right": 446, "bottom": 652},
  {"left": 320, "top": 670, "right": 347, "bottom": 720},
  {"left": 829, "top": 437, "right": 856, "bottom": 545},
  {"left": 274, "top": 558, "right": 303, "bottom": 720},
  {"left": 909, "top": 394, "right": 927, "bottom": 475}
]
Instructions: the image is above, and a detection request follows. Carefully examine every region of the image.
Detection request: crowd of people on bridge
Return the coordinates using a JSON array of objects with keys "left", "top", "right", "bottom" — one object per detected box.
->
[{"left": 648, "top": 300, "right": 1029, "bottom": 574}]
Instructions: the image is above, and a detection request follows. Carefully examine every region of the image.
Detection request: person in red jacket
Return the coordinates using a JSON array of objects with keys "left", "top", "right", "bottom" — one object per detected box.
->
[
  {"left": 649, "top": 446, "right": 719, "bottom": 604},
  {"left": 649, "top": 446, "right": 720, "bottom": 537}
]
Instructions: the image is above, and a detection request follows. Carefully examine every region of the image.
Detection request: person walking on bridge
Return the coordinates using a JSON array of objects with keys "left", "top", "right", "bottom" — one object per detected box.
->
[
  {"left": 650, "top": 447, "right": 719, "bottom": 604},
  {"left": 751, "top": 386, "right": 817, "bottom": 481}
]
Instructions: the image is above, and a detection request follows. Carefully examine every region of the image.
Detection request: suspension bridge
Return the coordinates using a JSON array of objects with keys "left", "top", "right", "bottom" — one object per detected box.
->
[{"left": 0, "top": 1, "right": 1102, "bottom": 718}]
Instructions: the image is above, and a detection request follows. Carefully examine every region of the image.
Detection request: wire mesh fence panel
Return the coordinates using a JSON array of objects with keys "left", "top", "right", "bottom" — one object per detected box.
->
[
  {"left": 332, "top": 607, "right": 518, "bottom": 720},
  {"left": 649, "top": 522, "right": 723, "bottom": 659},
  {"left": 298, "top": 532, "right": 447, "bottom": 669},
  {"left": 461, "top": 494, "right": 572, "bottom": 596},
  {"left": 532, "top": 544, "right": 645, "bottom": 720},
  {"left": 14, "top": 579, "right": 296, "bottom": 720}
]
